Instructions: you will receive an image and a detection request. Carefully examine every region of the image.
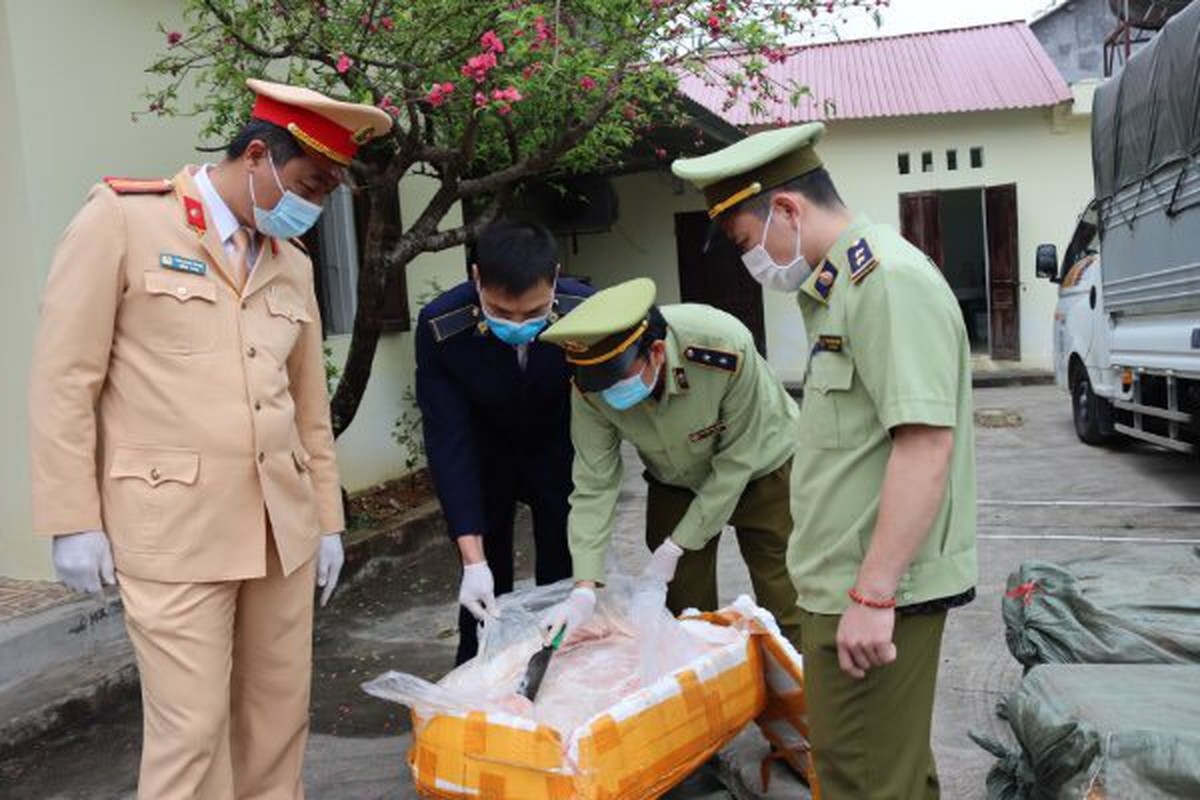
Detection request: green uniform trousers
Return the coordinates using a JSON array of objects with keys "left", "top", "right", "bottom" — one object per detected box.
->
[
  {"left": 799, "top": 609, "right": 946, "bottom": 800},
  {"left": 644, "top": 458, "right": 803, "bottom": 649}
]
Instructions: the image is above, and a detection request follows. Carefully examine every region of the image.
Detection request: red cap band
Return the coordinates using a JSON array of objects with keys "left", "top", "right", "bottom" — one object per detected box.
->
[{"left": 251, "top": 93, "right": 356, "bottom": 165}]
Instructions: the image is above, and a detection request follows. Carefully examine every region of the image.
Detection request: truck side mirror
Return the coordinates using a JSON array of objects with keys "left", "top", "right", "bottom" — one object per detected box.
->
[{"left": 1036, "top": 244, "right": 1059, "bottom": 282}]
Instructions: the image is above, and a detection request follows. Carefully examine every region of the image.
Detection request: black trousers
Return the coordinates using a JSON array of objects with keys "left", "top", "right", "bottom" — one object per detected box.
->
[{"left": 454, "top": 468, "right": 572, "bottom": 665}]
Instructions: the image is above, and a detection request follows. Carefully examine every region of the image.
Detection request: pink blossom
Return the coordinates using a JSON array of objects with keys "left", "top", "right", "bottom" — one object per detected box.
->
[
  {"left": 579, "top": 76, "right": 597, "bottom": 91},
  {"left": 166, "top": 30, "right": 183, "bottom": 46},
  {"left": 534, "top": 15, "right": 553, "bottom": 43},
  {"left": 427, "top": 82, "right": 456, "bottom": 106},
  {"left": 491, "top": 86, "right": 523, "bottom": 103},
  {"left": 497, "top": 104, "right": 513, "bottom": 116},
  {"left": 474, "top": 92, "right": 488, "bottom": 107},
  {"left": 461, "top": 51, "right": 498, "bottom": 83},
  {"left": 336, "top": 53, "right": 352, "bottom": 74},
  {"left": 427, "top": 86, "right": 448, "bottom": 107},
  {"left": 654, "top": 147, "right": 668, "bottom": 161},
  {"left": 377, "top": 95, "right": 400, "bottom": 116},
  {"left": 380, "top": 16, "right": 395, "bottom": 30},
  {"left": 480, "top": 30, "right": 505, "bottom": 54}
]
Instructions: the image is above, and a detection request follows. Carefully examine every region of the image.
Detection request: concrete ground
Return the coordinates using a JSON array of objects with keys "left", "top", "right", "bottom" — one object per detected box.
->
[{"left": 2, "top": 383, "right": 1198, "bottom": 799}]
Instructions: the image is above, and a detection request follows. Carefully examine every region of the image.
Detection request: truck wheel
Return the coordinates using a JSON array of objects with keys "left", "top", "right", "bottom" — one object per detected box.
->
[{"left": 1072, "top": 372, "right": 1115, "bottom": 446}]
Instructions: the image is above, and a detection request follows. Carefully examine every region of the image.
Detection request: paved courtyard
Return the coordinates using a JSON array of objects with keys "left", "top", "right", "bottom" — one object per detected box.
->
[{"left": 2, "top": 384, "right": 1198, "bottom": 799}]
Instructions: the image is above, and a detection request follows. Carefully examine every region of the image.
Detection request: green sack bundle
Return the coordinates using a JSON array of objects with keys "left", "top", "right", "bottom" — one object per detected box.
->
[
  {"left": 1002, "top": 552, "right": 1200, "bottom": 667},
  {"left": 972, "top": 664, "right": 1200, "bottom": 799}
]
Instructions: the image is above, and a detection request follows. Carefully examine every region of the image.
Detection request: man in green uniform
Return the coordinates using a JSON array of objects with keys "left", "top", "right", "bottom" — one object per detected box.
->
[
  {"left": 535, "top": 278, "right": 803, "bottom": 649},
  {"left": 672, "top": 123, "right": 978, "bottom": 799}
]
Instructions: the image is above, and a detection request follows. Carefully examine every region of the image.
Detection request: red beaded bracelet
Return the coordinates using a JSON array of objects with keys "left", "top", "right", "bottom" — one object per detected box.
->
[{"left": 848, "top": 588, "right": 897, "bottom": 609}]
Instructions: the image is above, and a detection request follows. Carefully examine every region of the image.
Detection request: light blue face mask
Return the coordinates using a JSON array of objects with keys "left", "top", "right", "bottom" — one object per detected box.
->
[
  {"left": 478, "top": 282, "right": 554, "bottom": 346},
  {"left": 249, "top": 154, "right": 324, "bottom": 239},
  {"left": 601, "top": 367, "right": 655, "bottom": 410},
  {"left": 485, "top": 315, "right": 549, "bottom": 346}
]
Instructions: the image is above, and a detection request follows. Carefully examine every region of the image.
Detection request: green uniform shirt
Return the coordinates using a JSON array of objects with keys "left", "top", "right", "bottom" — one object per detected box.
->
[
  {"left": 789, "top": 215, "right": 978, "bottom": 614},
  {"left": 568, "top": 305, "right": 800, "bottom": 584}
]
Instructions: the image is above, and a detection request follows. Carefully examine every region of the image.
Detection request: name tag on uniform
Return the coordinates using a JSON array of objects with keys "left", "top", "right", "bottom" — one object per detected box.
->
[
  {"left": 159, "top": 253, "right": 207, "bottom": 276},
  {"left": 688, "top": 421, "right": 726, "bottom": 443}
]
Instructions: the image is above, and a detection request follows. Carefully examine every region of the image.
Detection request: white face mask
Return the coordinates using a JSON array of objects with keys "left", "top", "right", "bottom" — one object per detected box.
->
[{"left": 740, "top": 204, "right": 811, "bottom": 292}]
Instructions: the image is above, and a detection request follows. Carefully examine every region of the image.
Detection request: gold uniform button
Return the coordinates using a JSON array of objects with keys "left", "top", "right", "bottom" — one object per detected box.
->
[
  {"left": 176, "top": 286, "right": 188, "bottom": 297},
  {"left": 241, "top": 301, "right": 248, "bottom": 310},
  {"left": 257, "top": 452, "right": 265, "bottom": 464},
  {"left": 254, "top": 401, "right": 262, "bottom": 411},
  {"left": 247, "top": 346, "right": 257, "bottom": 358},
  {"left": 149, "top": 467, "right": 161, "bottom": 481}
]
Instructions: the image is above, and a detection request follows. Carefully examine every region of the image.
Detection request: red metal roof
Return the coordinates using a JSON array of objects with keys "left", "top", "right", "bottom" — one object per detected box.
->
[{"left": 678, "top": 21, "right": 1073, "bottom": 125}]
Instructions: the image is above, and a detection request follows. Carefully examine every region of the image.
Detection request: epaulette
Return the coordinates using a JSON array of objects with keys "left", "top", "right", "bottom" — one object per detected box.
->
[
  {"left": 848, "top": 238, "right": 879, "bottom": 285},
  {"left": 683, "top": 345, "right": 740, "bottom": 373},
  {"left": 552, "top": 292, "right": 587, "bottom": 320},
  {"left": 429, "top": 305, "right": 482, "bottom": 343},
  {"left": 103, "top": 176, "right": 174, "bottom": 194}
]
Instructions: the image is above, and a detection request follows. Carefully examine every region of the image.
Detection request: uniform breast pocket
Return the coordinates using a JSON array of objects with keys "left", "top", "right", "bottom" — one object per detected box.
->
[
  {"left": 264, "top": 289, "right": 312, "bottom": 364},
  {"left": 800, "top": 352, "right": 868, "bottom": 450},
  {"left": 142, "top": 271, "right": 219, "bottom": 355}
]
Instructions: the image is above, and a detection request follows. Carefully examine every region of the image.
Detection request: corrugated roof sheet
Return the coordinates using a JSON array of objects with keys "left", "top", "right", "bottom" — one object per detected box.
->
[{"left": 678, "top": 21, "right": 1073, "bottom": 125}]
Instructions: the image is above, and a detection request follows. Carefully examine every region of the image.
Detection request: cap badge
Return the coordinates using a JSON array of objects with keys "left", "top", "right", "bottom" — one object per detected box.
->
[
  {"left": 352, "top": 125, "right": 376, "bottom": 144},
  {"left": 564, "top": 340, "right": 589, "bottom": 354}
]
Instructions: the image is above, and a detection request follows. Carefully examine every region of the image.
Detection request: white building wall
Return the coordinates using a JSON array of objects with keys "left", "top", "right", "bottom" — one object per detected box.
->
[{"left": 562, "top": 106, "right": 1095, "bottom": 383}]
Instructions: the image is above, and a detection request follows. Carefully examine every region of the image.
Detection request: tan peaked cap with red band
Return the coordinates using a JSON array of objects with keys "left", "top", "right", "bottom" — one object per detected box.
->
[{"left": 247, "top": 78, "right": 393, "bottom": 166}]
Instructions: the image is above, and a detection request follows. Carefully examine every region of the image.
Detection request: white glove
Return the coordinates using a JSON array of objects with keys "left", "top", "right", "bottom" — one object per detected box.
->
[
  {"left": 539, "top": 587, "right": 597, "bottom": 644},
  {"left": 642, "top": 538, "right": 684, "bottom": 583},
  {"left": 316, "top": 533, "right": 345, "bottom": 608},
  {"left": 52, "top": 530, "right": 116, "bottom": 595},
  {"left": 459, "top": 561, "right": 499, "bottom": 621}
]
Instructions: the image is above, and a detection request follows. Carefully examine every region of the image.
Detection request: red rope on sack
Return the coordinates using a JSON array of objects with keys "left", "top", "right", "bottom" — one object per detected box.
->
[{"left": 1005, "top": 580, "right": 1040, "bottom": 606}]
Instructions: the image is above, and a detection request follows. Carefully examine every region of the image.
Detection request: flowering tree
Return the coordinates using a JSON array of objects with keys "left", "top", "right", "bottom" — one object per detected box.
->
[{"left": 147, "top": 0, "right": 874, "bottom": 436}]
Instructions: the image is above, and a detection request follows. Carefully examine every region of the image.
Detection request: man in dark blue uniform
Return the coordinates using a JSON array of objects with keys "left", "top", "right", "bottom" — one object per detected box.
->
[{"left": 415, "top": 219, "right": 592, "bottom": 664}]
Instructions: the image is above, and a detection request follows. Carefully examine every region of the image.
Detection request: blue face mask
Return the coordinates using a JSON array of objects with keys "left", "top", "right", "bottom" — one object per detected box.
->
[
  {"left": 478, "top": 282, "right": 554, "bottom": 346},
  {"left": 601, "top": 368, "right": 655, "bottom": 410},
  {"left": 485, "top": 315, "right": 549, "bottom": 346},
  {"left": 249, "top": 154, "right": 325, "bottom": 239}
]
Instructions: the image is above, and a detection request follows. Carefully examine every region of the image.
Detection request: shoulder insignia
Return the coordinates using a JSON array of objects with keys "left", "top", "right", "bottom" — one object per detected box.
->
[
  {"left": 815, "top": 261, "right": 838, "bottom": 300},
  {"left": 684, "top": 345, "right": 740, "bottom": 373},
  {"left": 429, "top": 305, "right": 481, "bottom": 343},
  {"left": 103, "top": 176, "right": 173, "bottom": 194},
  {"left": 550, "top": 292, "right": 587, "bottom": 322},
  {"left": 848, "top": 238, "right": 879, "bottom": 285}
]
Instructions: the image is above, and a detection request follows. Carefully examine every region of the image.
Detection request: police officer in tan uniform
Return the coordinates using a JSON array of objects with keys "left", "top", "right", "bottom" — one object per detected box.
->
[{"left": 28, "top": 80, "right": 391, "bottom": 799}]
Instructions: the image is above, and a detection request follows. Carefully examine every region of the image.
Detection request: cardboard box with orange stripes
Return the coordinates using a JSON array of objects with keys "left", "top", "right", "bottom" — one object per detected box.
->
[{"left": 365, "top": 591, "right": 816, "bottom": 799}]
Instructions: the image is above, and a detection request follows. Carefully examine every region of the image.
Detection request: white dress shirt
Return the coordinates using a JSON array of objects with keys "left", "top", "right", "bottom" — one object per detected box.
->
[{"left": 194, "top": 164, "right": 258, "bottom": 267}]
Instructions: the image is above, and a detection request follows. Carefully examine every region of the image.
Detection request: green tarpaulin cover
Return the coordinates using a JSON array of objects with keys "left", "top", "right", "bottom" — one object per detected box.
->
[
  {"left": 973, "top": 664, "right": 1200, "bottom": 799},
  {"left": 1002, "top": 553, "right": 1200, "bottom": 667}
]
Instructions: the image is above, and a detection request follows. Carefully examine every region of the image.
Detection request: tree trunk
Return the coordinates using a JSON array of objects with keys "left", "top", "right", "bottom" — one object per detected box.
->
[{"left": 329, "top": 179, "right": 403, "bottom": 438}]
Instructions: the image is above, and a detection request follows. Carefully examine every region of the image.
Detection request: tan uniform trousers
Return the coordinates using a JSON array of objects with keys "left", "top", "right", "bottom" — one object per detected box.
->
[
  {"left": 119, "top": 539, "right": 316, "bottom": 800},
  {"left": 644, "top": 458, "right": 803, "bottom": 649}
]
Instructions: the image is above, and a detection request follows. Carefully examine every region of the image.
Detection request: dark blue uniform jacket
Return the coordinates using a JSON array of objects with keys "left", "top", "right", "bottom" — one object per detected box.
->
[{"left": 414, "top": 279, "right": 592, "bottom": 539}]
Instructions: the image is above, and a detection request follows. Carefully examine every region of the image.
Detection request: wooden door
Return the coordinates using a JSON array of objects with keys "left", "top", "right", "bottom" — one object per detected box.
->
[
  {"left": 899, "top": 191, "right": 944, "bottom": 267},
  {"left": 674, "top": 211, "right": 767, "bottom": 356},
  {"left": 985, "top": 184, "right": 1021, "bottom": 360}
]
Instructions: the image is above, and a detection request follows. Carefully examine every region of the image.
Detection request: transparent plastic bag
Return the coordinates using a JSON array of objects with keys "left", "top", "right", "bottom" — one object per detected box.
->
[{"left": 363, "top": 573, "right": 738, "bottom": 737}]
